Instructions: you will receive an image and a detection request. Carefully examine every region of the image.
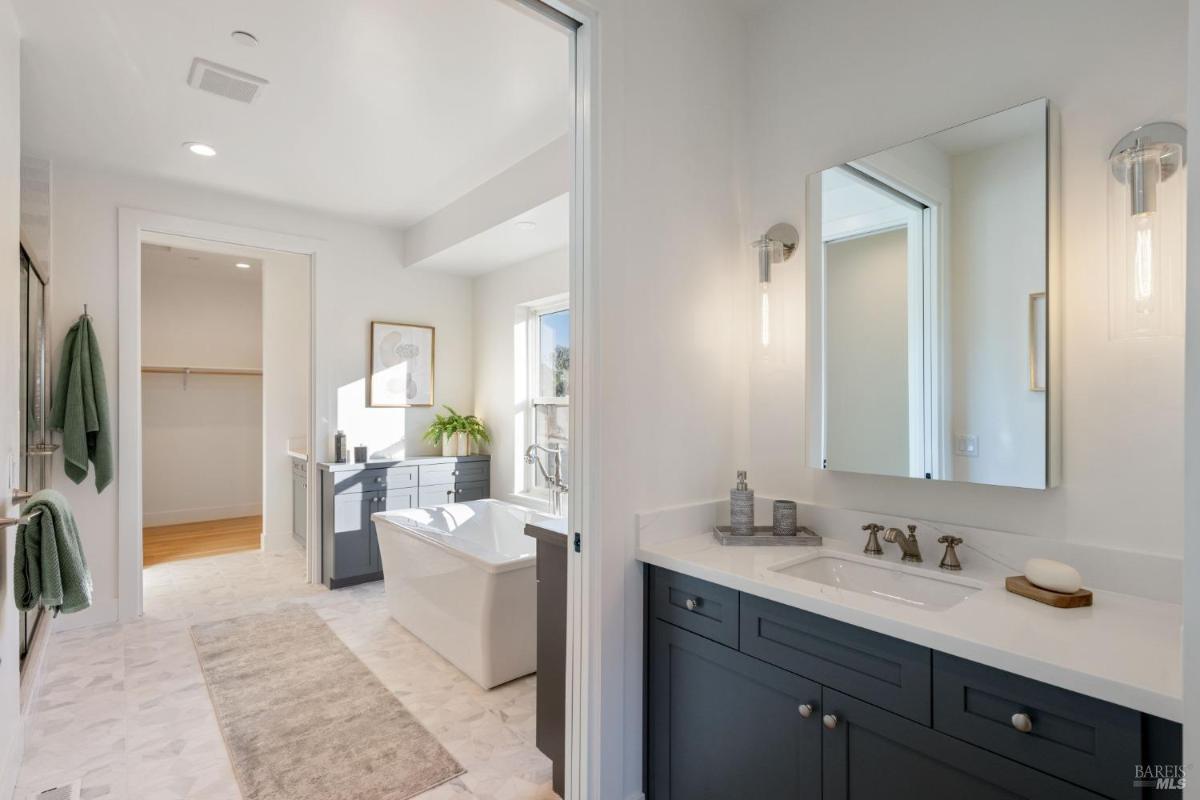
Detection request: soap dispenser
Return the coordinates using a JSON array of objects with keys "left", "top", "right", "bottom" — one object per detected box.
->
[{"left": 730, "top": 470, "right": 755, "bottom": 536}]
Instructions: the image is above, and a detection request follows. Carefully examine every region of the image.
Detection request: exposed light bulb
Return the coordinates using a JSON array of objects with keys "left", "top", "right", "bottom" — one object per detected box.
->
[
  {"left": 1132, "top": 213, "right": 1155, "bottom": 314},
  {"left": 759, "top": 283, "right": 771, "bottom": 348}
]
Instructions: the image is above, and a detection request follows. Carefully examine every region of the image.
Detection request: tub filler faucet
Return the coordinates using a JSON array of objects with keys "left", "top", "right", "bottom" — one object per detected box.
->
[{"left": 525, "top": 444, "right": 568, "bottom": 516}]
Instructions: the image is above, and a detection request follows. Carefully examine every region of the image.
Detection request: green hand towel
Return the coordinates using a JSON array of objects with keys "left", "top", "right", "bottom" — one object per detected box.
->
[
  {"left": 48, "top": 315, "right": 113, "bottom": 492},
  {"left": 14, "top": 489, "right": 93, "bottom": 615}
]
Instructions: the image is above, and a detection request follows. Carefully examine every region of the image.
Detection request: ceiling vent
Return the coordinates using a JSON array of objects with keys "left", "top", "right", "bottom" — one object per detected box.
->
[{"left": 187, "top": 58, "right": 268, "bottom": 104}]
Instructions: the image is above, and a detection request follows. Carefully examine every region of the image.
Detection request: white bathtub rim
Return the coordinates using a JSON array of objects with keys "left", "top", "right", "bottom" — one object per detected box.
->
[{"left": 373, "top": 502, "right": 551, "bottom": 575}]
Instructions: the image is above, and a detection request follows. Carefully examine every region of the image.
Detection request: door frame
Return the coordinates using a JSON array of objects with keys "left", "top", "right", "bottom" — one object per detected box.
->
[
  {"left": 514, "top": 1, "right": 599, "bottom": 797},
  {"left": 116, "top": 209, "right": 321, "bottom": 621}
]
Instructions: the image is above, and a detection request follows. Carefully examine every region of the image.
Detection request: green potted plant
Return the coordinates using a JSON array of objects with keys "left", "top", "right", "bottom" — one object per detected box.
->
[{"left": 423, "top": 406, "right": 491, "bottom": 456}]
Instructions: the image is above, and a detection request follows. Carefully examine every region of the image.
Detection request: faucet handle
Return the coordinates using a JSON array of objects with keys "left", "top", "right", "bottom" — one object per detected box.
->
[
  {"left": 937, "top": 535, "right": 963, "bottom": 571},
  {"left": 861, "top": 523, "right": 883, "bottom": 556},
  {"left": 907, "top": 524, "right": 918, "bottom": 536}
]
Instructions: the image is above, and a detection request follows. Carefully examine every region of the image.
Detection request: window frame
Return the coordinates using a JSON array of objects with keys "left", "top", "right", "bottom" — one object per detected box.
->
[{"left": 522, "top": 295, "right": 570, "bottom": 497}]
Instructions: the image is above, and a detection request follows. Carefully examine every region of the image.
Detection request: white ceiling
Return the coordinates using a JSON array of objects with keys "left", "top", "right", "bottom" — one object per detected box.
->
[
  {"left": 141, "top": 242, "right": 263, "bottom": 282},
  {"left": 409, "top": 192, "right": 568, "bottom": 276},
  {"left": 15, "top": 0, "right": 570, "bottom": 227}
]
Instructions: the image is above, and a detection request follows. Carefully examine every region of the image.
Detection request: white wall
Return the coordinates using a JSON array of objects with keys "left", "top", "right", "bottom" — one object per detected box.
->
[
  {"left": 740, "top": 0, "right": 1187, "bottom": 559},
  {"left": 824, "top": 228, "right": 910, "bottom": 475},
  {"left": 45, "top": 162, "right": 475, "bottom": 628},
  {"left": 583, "top": 2, "right": 747, "bottom": 796},
  {"left": 140, "top": 246, "right": 263, "bottom": 526},
  {"left": 262, "top": 251, "right": 310, "bottom": 549},
  {"left": 471, "top": 248, "right": 568, "bottom": 501},
  {"left": 949, "top": 133, "right": 1046, "bottom": 487},
  {"left": 0, "top": 1, "right": 20, "bottom": 793},
  {"left": 1183, "top": 0, "right": 1200, "bottom": 783}
]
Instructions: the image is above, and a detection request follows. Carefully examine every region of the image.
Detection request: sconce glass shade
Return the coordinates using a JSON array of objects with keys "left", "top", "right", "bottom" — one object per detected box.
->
[
  {"left": 1108, "top": 122, "right": 1186, "bottom": 340},
  {"left": 753, "top": 223, "right": 798, "bottom": 362}
]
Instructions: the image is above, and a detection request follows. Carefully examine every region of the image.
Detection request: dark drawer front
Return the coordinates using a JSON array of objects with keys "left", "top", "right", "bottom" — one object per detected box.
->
[
  {"left": 420, "top": 461, "right": 489, "bottom": 487},
  {"left": 932, "top": 653, "right": 1142, "bottom": 800},
  {"left": 417, "top": 481, "right": 489, "bottom": 507},
  {"left": 651, "top": 567, "right": 739, "bottom": 648},
  {"left": 331, "top": 466, "right": 418, "bottom": 494},
  {"left": 740, "top": 594, "right": 931, "bottom": 724}
]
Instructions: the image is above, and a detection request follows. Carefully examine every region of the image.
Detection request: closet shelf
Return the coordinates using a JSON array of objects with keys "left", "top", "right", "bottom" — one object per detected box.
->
[{"left": 141, "top": 366, "right": 263, "bottom": 376}]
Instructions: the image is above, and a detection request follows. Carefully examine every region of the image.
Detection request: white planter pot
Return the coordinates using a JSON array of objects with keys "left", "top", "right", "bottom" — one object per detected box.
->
[
  {"left": 457, "top": 432, "right": 471, "bottom": 456},
  {"left": 442, "top": 436, "right": 457, "bottom": 457}
]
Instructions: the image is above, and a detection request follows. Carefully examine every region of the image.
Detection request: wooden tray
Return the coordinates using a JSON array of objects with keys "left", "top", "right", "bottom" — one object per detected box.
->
[{"left": 1005, "top": 575, "right": 1093, "bottom": 608}]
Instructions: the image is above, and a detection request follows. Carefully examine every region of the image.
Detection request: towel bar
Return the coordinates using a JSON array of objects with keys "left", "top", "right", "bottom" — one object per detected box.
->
[{"left": 1, "top": 509, "right": 43, "bottom": 528}]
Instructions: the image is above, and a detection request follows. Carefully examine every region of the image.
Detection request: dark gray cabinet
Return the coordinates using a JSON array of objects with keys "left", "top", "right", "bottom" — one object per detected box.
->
[
  {"left": 319, "top": 456, "right": 489, "bottom": 588},
  {"left": 822, "top": 688, "right": 1103, "bottom": 800},
  {"left": 526, "top": 522, "right": 568, "bottom": 798},
  {"left": 645, "top": 566, "right": 1181, "bottom": 800},
  {"left": 650, "top": 621, "right": 822, "bottom": 800},
  {"left": 291, "top": 458, "right": 307, "bottom": 546}
]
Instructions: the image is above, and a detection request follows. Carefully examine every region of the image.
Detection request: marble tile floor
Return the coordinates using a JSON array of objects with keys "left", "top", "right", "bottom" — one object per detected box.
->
[{"left": 15, "top": 545, "right": 555, "bottom": 800}]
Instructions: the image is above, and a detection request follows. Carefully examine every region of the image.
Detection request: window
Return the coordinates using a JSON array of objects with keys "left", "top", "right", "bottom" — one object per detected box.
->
[{"left": 524, "top": 299, "right": 569, "bottom": 494}]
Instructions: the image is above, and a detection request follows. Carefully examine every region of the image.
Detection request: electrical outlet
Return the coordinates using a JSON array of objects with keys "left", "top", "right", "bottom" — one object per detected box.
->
[{"left": 954, "top": 434, "right": 979, "bottom": 458}]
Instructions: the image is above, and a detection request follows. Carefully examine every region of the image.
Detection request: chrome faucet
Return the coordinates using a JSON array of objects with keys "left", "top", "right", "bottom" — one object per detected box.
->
[
  {"left": 525, "top": 444, "right": 568, "bottom": 516},
  {"left": 882, "top": 524, "right": 923, "bottom": 563}
]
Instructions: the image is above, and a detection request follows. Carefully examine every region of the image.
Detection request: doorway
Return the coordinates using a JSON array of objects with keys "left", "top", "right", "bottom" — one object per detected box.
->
[{"left": 117, "top": 217, "right": 319, "bottom": 616}]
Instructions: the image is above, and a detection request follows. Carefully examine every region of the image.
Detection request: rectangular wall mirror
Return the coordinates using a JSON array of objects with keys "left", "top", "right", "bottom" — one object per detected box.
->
[{"left": 804, "top": 98, "right": 1056, "bottom": 489}]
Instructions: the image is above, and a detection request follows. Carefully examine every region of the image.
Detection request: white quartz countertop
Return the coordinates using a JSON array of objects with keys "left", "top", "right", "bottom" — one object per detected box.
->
[
  {"left": 287, "top": 449, "right": 308, "bottom": 461},
  {"left": 638, "top": 531, "right": 1182, "bottom": 721}
]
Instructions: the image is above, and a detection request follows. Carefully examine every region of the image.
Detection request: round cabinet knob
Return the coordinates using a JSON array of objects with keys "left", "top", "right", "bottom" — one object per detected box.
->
[
  {"left": 822, "top": 714, "right": 839, "bottom": 730},
  {"left": 684, "top": 598, "right": 699, "bottom": 611},
  {"left": 798, "top": 703, "right": 814, "bottom": 719},
  {"left": 376, "top": 477, "right": 383, "bottom": 483},
  {"left": 1011, "top": 712, "right": 1033, "bottom": 733},
  {"left": 452, "top": 470, "right": 459, "bottom": 476}
]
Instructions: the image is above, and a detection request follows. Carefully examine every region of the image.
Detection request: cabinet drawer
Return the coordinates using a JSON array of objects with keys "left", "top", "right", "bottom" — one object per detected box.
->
[
  {"left": 330, "top": 466, "right": 418, "bottom": 494},
  {"left": 740, "top": 594, "right": 931, "bottom": 724},
  {"left": 822, "top": 688, "right": 1106, "bottom": 800},
  {"left": 418, "top": 481, "right": 489, "bottom": 507},
  {"left": 419, "top": 460, "right": 489, "bottom": 486},
  {"left": 932, "top": 653, "right": 1142, "bottom": 800},
  {"left": 651, "top": 567, "right": 739, "bottom": 649}
]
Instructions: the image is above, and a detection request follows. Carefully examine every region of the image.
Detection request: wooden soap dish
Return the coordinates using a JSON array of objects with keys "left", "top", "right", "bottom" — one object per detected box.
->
[{"left": 1005, "top": 575, "right": 1093, "bottom": 608}]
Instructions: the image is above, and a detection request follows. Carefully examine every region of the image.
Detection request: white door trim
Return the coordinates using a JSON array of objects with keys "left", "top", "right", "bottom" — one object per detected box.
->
[
  {"left": 516, "top": 1, "right": 599, "bottom": 797},
  {"left": 116, "top": 209, "right": 321, "bottom": 621}
]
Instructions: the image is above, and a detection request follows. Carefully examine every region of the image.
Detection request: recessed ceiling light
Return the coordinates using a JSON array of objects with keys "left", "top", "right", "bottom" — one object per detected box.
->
[
  {"left": 184, "top": 141, "right": 217, "bottom": 157},
  {"left": 235, "top": 262, "right": 252, "bottom": 269},
  {"left": 231, "top": 30, "right": 259, "bottom": 47},
  {"left": 514, "top": 220, "right": 537, "bottom": 231}
]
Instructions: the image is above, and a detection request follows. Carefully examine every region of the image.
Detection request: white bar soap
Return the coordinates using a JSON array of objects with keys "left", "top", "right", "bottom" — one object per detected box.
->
[{"left": 1024, "top": 558, "right": 1082, "bottom": 594}]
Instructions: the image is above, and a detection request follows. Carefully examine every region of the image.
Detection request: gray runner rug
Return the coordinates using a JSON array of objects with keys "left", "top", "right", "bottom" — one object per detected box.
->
[{"left": 191, "top": 604, "right": 464, "bottom": 800}]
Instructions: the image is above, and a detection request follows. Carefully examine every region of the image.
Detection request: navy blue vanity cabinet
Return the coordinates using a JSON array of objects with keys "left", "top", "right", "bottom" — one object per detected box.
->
[
  {"left": 645, "top": 566, "right": 1180, "bottom": 800},
  {"left": 649, "top": 620, "right": 822, "bottom": 799},
  {"left": 821, "top": 688, "right": 1105, "bottom": 800}
]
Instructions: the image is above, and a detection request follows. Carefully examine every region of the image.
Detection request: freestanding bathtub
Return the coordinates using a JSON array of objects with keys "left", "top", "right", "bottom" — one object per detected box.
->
[{"left": 372, "top": 498, "right": 556, "bottom": 689}]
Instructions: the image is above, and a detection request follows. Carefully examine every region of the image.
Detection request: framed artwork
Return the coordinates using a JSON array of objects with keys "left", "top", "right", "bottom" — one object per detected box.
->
[{"left": 369, "top": 322, "right": 435, "bottom": 407}]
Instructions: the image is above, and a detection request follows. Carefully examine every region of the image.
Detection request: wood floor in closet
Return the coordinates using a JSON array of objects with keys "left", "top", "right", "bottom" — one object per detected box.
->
[{"left": 143, "top": 515, "right": 263, "bottom": 567}]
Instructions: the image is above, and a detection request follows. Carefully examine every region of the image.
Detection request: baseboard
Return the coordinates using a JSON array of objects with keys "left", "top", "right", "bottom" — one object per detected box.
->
[
  {"left": 261, "top": 531, "right": 301, "bottom": 553},
  {"left": 51, "top": 593, "right": 119, "bottom": 632},
  {"left": 143, "top": 503, "right": 262, "bottom": 527},
  {"left": 0, "top": 721, "right": 23, "bottom": 800}
]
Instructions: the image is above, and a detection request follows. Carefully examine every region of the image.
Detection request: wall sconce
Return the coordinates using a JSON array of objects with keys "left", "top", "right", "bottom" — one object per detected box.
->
[
  {"left": 1108, "top": 121, "right": 1187, "bottom": 339},
  {"left": 753, "top": 222, "right": 798, "bottom": 360}
]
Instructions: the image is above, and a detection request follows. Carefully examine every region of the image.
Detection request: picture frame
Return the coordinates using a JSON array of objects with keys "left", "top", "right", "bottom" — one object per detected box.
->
[{"left": 368, "top": 321, "right": 435, "bottom": 407}]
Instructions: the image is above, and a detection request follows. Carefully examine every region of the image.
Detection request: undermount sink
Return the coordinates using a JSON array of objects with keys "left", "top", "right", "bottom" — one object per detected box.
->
[{"left": 769, "top": 553, "right": 981, "bottom": 611}]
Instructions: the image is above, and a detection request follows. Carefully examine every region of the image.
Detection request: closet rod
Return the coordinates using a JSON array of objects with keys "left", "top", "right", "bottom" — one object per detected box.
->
[{"left": 141, "top": 366, "right": 263, "bottom": 376}]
